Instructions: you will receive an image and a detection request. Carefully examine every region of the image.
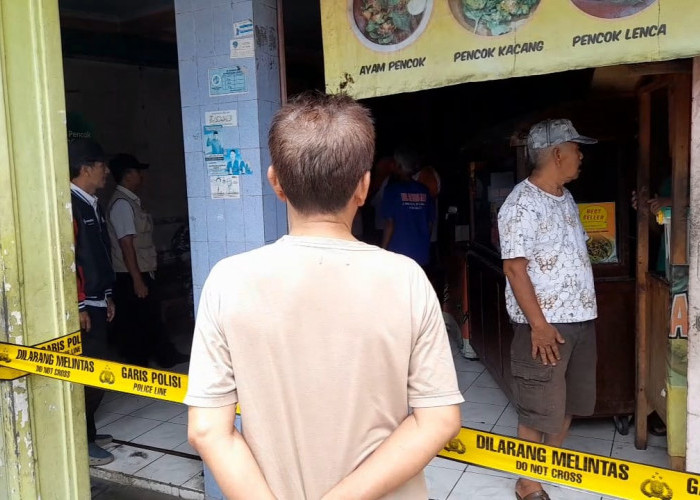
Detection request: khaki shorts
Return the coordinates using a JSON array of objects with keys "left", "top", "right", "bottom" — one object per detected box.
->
[{"left": 510, "top": 321, "right": 597, "bottom": 435}]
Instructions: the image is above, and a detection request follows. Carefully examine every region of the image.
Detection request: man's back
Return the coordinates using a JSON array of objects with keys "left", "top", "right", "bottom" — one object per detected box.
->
[
  {"left": 186, "top": 236, "right": 460, "bottom": 499},
  {"left": 382, "top": 179, "right": 434, "bottom": 265}
]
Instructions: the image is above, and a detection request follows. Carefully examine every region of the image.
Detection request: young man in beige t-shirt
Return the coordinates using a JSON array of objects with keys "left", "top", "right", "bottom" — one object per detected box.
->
[{"left": 185, "top": 93, "right": 464, "bottom": 499}]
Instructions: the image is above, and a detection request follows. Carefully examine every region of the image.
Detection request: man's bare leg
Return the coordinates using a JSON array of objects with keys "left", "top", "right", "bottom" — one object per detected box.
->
[
  {"left": 544, "top": 415, "right": 572, "bottom": 448},
  {"left": 515, "top": 416, "right": 572, "bottom": 498},
  {"left": 515, "top": 424, "right": 544, "bottom": 498}
]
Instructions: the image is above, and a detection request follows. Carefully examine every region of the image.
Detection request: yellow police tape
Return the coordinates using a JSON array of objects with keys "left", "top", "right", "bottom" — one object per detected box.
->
[
  {"left": 1, "top": 336, "right": 700, "bottom": 499},
  {"left": 0, "top": 331, "right": 83, "bottom": 381},
  {"left": 439, "top": 428, "right": 700, "bottom": 499},
  {"left": 0, "top": 336, "right": 186, "bottom": 402}
]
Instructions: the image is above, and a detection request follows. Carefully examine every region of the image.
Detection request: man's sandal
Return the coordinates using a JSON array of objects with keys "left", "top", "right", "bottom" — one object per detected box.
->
[{"left": 515, "top": 490, "right": 551, "bottom": 500}]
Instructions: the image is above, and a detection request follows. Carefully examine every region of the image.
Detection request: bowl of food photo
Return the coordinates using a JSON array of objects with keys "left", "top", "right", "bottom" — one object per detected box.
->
[
  {"left": 448, "top": 0, "right": 541, "bottom": 37},
  {"left": 350, "top": 0, "right": 433, "bottom": 52},
  {"left": 586, "top": 236, "right": 615, "bottom": 264},
  {"left": 571, "top": 0, "right": 657, "bottom": 19}
]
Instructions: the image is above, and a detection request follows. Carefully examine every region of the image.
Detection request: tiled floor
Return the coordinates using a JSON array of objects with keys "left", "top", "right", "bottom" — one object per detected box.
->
[{"left": 93, "top": 344, "right": 671, "bottom": 500}]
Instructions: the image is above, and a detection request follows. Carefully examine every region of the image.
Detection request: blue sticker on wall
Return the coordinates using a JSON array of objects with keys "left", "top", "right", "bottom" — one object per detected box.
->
[{"left": 209, "top": 67, "right": 247, "bottom": 97}]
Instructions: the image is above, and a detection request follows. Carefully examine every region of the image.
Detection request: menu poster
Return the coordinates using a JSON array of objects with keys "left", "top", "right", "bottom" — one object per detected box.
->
[
  {"left": 321, "top": 0, "right": 700, "bottom": 99},
  {"left": 578, "top": 202, "right": 617, "bottom": 264}
]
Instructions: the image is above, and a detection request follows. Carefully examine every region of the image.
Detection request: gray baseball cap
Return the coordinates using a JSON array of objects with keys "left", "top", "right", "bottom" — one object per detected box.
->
[{"left": 527, "top": 119, "right": 597, "bottom": 150}]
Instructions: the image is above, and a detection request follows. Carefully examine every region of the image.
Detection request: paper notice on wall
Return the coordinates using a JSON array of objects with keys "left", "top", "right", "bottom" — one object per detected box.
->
[
  {"left": 224, "top": 148, "right": 252, "bottom": 175},
  {"left": 206, "top": 161, "right": 228, "bottom": 176},
  {"left": 210, "top": 175, "right": 240, "bottom": 199},
  {"left": 578, "top": 202, "right": 618, "bottom": 264},
  {"left": 230, "top": 38, "right": 255, "bottom": 59},
  {"left": 203, "top": 125, "right": 225, "bottom": 161},
  {"left": 205, "top": 110, "right": 238, "bottom": 127},
  {"left": 209, "top": 67, "right": 247, "bottom": 97},
  {"left": 234, "top": 19, "right": 254, "bottom": 38}
]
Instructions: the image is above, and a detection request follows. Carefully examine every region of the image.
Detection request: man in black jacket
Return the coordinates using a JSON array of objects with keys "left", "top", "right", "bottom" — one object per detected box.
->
[{"left": 69, "top": 139, "right": 116, "bottom": 466}]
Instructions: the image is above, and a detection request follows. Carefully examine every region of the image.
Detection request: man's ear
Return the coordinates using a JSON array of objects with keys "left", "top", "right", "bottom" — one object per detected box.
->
[
  {"left": 267, "top": 166, "right": 287, "bottom": 202},
  {"left": 354, "top": 171, "right": 371, "bottom": 207}
]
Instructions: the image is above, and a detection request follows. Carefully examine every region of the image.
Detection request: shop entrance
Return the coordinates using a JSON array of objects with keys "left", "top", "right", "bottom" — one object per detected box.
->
[
  {"left": 283, "top": 1, "right": 687, "bottom": 492},
  {"left": 58, "top": 0, "right": 201, "bottom": 494}
]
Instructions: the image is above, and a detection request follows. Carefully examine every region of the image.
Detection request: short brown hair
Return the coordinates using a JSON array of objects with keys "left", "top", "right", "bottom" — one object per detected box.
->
[{"left": 268, "top": 92, "right": 375, "bottom": 214}]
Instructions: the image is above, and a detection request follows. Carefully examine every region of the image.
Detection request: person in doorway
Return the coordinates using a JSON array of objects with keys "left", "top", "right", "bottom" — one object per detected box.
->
[
  {"left": 107, "top": 153, "right": 189, "bottom": 368},
  {"left": 414, "top": 160, "right": 444, "bottom": 295},
  {"left": 69, "top": 138, "right": 116, "bottom": 466},
  {"left": 185, "top": 92, "right": 463, "bottom": 499},
  {"left": 368, "top": 155, "right": 399, "bottom": 245},
  {"left": 381, "top": 147, "right": 436, "bottom": 269},
  {"left": 497, "top": 119, "right": 598, "bottom": 500}
]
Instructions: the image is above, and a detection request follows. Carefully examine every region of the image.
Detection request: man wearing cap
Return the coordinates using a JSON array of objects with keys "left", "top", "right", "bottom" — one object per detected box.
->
[
  {"left": 69, "top": 138, "right": 116, "bottom": 466},
  {"left": 107, "top": 154, "right": 188, "bottom": 368},
  {"left": 497, "top": 119, "right": 598, "bottom": 500}
]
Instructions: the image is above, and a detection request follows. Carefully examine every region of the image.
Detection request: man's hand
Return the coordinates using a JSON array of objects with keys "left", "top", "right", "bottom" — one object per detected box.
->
[
  {"left": 79, "top": 311, "right": 91, "bottom": 332},
  {"left": 134, "top": 279, "right": 149, "bottom": 298},
  {"left": 647, "top": 196, "right": 671, "bottom": 216},
  {"left": 631, "top": 190, "right": 638, "bottom": 211},
  {"left": 530, "top": 323, "right": 565, "bottom": 366},
  {"left": 106, "top": 298, "right": 116, "bottom": 322}
]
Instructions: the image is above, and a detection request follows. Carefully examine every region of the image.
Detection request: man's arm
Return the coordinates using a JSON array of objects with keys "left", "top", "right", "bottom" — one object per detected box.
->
[
  {"left": 188, "top": 405, "right": 276, "bottom": 500},
  {"left": 322, "top": 405, "right": 460, "bottom": 500},
  {"left": 381, "top": 219, "right": 394, "bottom": 249},
  {"left": 118, "top": 236, "right": 149, "bottom": 298},
  {"left": 502, "top": 257, "right": 564, "bottom": 365}
]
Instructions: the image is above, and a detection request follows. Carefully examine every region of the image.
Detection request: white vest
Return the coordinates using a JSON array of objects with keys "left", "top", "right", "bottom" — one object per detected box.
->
[{"left": 108, "top": 190, "right": 157, "bottom": 273}]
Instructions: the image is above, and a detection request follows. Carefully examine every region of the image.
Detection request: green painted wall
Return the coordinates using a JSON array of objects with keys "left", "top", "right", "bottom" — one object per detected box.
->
[{"left": 0, "top": 0, "right": 89, "bottom": 498}]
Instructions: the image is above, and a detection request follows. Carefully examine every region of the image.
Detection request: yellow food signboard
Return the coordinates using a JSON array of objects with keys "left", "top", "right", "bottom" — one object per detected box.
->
[
  {"left": 322, "top": 0, "right": 700, "bottom": 99},
  {"left": 578, "top": 202, "right": 617, "bottom": 264}
]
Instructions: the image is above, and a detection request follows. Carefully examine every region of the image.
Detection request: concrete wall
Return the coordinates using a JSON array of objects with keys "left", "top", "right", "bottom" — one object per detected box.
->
[{"left": 686, "top": 57, "right": 700, "bottom": 472}]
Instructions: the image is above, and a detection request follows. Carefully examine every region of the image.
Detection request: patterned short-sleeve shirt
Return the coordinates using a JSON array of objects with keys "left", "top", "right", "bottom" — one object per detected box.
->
[{"left": 497, "top": 179, "right": 597, "bottom": 324}]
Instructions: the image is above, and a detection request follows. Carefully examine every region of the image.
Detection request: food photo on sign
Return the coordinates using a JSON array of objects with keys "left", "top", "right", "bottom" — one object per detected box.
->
[
  {"left": 351, "top": 0, "right": 433, "bottom": 51},
  {"left": 448, "top": 0, "right": 540, "bottom": 36},
  {"left": 571, "top": 0, "right": 657, "bottom": 19}
]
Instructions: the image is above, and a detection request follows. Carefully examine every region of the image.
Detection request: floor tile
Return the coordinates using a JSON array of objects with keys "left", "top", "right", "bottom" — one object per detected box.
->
[
  {"left": 568, "top": 418, "right": 617, "bottom": 442},
  {"left": 491, "top": 425, "right": 517, "bottom": 438},
  {"left": 562, "top": 434, "right": 613, "bottom": 457},
  {"left": 134, "top": 454, "right": 203, "bottom": 486},
  {"left": 131, "top": 422, "right": 188, "bottom": 449},
  {"left": 131, "top": 400, "right": 187, "bottom": 422},
  {"left": 98, "top": 415, "right": 162, "bottom": 442},
  {"left": 473, "top": 370, "right": 501, "bottom": 389},
  {"left": 182, "top": 471, "right": 205, "bottom": 491},
  {"left": 465, "top": 464, "right": 519, "bottom": 480},
  {"left": 613, "top": 423, "right": 667, "bottom": 449},
  {"left": 495, "top": 404, "right": 519, "bottom": 428},
  {"left": 175, "top": 440, "right": 199, "bottom": 456},
  {"left": 102, "top": 390, "right": 122, "bottom": 403},
  {"left": 99, "top": 394, "right": 155, "bottom": 415},
  {"left": 460, "top": 421, "right": 494, "bottom": 433},
  {"left": 448, "top": 470, "right": 602, "bottom": 500},
  {"left": 610, "top": 442, "right": 669, "bottom": 469},
  {"left": 91, "top": 476, "right": 182, "bottom": 499},
  {"left": 452, "top": 355, "right": 485, "bottom": 373},
  {"left": 424, "top": 465, "right": 462, "bottom": 500},
  {"left": 459, "top": 401, "right": 506, "bottom": 426},
  {"left": 463, "top": 385, "right": 510, "bottom": 406},
  {"left": 94, "top": 444, "right": 164, "bottom": 475},
  {"left": 545, "top": 484, "right": 604, "bottom": 500},
  {"left": 456, "top": 370, "right": 480, "bottom": 392},
  {"left": 169, "top": 412, "right": 188, "bottom": 425},
  {"left": 94, "top": 410, "right": 125, "bottom": 429},
  {"left": 447, "top": 469, "right": 515, "bottom": 498},
  {"left": 429, "top": 456, "right": 467, "bottom": 471}
]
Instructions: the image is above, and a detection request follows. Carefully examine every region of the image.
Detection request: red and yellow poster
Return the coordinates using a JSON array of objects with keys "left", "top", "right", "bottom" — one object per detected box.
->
[
  {"left": 321, "top": 0, "right": 700, "bottom": 99},
  {"left": 578, "top": 202, "right": 617, "bottom": 264}
]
